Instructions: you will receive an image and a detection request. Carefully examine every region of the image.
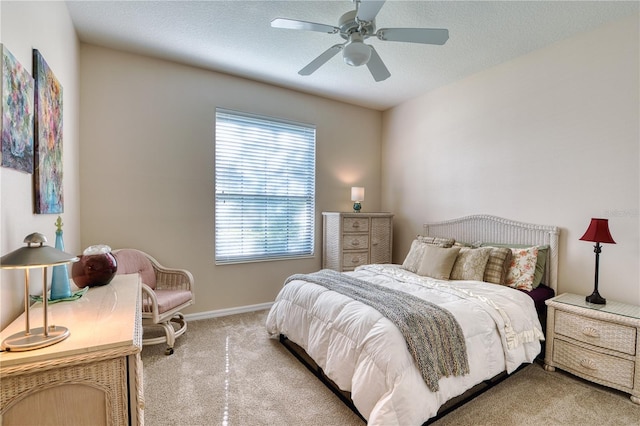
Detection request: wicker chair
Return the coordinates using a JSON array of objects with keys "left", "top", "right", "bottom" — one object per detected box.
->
[{"left": 113, "top": 248, "right": 194, "bottom": 355}]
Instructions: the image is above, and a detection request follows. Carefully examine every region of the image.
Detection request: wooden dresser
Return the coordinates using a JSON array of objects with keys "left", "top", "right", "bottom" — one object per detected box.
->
[
  {"left": 544, "top": 293, "right": 640, "bottom": 404},
  {"left": 0, "top": 273, "right": 144, "bottom": 425},
  {"left": 322, "top": 212, "right": 393, "bottom": 272}
]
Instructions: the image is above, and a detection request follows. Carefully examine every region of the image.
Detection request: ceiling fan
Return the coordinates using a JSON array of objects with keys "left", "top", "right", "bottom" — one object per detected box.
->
[{"left": 271, "top": 0, "right": 449, "bottom": 82}]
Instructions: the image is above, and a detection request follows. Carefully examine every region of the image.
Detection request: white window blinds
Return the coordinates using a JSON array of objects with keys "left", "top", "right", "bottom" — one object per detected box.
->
[{"left": 215, "top": 108, "right": 316, "bottom": 264}]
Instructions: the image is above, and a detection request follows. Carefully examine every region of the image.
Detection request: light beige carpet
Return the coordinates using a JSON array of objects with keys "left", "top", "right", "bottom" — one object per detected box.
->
[{"left": 142, "top": 310, "right": 640, "bottom": 425}]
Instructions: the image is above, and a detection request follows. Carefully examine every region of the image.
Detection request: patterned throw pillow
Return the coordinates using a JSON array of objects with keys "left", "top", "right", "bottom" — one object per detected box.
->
[
  {"left": 402, "top": 236, "right": 456, "bottom": 273},
  {"left": 505, "top": 247, "right": 539, "bottom": 291},
  {"left": 483, "top": 247, "right": 513, "bottom": 285},
  {"left": 450, "top": 247, "right": 492, "bottom": 281},
  {"left": 416, "top": 235, "right": 456, "bottom": 247},
  {"left": 480, "top": 243, "right": 548, "bottom": 288}
]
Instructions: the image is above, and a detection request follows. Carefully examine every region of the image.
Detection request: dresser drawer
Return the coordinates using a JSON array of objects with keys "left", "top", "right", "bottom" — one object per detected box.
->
[
  {"left": 555, "top": 310, "right": 636, "bottom": 355},
  {"left": 343, "top": 234, "right": 369, "bottom": 250},
  {"left": 343, "top": 251, "right": 369, "bottom": 270},
  {"left": 343, "top": 217, "right": 369, "bottom": 233},
  {"left": 553, "top": 339, "right": 634, "bottom": 389}
]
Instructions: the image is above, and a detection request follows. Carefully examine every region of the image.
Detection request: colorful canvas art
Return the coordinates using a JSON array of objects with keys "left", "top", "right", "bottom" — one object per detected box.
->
[
  {"left": 1, "top": 44, "right": 35, "bottom": 173},
  {"left": 33, "top": 49, "right": 64, "bottom": 214}
]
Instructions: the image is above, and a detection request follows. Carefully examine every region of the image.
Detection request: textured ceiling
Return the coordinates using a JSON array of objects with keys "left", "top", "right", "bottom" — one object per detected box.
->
[{"left": 66, "top": 1, "right": 639, "bottom": 110}]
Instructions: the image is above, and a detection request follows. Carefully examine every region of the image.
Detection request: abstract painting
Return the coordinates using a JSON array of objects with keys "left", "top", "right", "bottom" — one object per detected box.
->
[
  {"left": 1, "top": 44, "right": 35, "bottom": 173},
  {"left": 33, "top": 49, "right": 63, "bottom": 214}
]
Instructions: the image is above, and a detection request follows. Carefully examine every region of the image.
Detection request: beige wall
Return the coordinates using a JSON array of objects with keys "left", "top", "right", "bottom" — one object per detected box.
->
[
  {"left": 79, "top": 45, "right": 382, "bottom": 316},
  {"left": 0, "top": 1, "right": 81, "bottom": 329},
  {"left": 382, "top": 15, "right": 640, "bottom": 305}
]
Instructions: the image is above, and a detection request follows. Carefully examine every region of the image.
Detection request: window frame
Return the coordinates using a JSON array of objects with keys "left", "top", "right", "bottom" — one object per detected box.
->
[{"left": 214, "top": 108, "right": 316, "bottom": 265}]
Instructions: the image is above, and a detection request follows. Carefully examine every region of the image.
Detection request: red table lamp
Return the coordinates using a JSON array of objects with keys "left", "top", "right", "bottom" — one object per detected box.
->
[{"left": 579, "top": 218, "right": 616, "bottom": 305}]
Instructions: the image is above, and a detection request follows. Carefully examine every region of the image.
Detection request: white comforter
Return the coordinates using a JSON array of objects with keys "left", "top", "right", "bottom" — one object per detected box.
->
[{"left": 265, "top": 264, "right": 544, "bottom": 426}]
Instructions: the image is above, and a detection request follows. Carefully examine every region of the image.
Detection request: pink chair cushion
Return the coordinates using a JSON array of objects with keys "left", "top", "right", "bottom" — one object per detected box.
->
[
  {"left": 148, "top": 289, "right": 192, "bottom": 314},
  {"left": 114, "top": 249, "right": 157, "bottom": 290}
]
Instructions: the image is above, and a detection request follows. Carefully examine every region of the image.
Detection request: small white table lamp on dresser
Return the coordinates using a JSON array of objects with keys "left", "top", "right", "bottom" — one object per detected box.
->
[{"left": 351, "top": 186, "right": 364, "bottom": 213}]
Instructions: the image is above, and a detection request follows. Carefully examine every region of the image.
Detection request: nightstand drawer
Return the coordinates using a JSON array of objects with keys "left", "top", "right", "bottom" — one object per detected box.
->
[
  {"left": 343, "top": 251, "right": 368, "bottom": 269},
  {"left": 343, "top": 217, "right": 369, "bottom": 232},
  {"left": 554, "top": 339, "right": 634, "bottom": 389},
  {"left": 343, "top": 234, "right": 369, "bottom": 250},
  {"left": 555, "top": 310, "right": 636, "bottom": 355}
]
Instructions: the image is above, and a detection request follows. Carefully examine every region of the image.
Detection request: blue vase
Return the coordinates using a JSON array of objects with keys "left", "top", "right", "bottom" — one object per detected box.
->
[{"left": 51, "top": 219, "right": 72, "bottom": 300}]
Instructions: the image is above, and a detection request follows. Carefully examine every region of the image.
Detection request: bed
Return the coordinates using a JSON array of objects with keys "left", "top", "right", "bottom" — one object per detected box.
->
[{"left": 266, "top": 215, "right": 560, "bottom": 425}]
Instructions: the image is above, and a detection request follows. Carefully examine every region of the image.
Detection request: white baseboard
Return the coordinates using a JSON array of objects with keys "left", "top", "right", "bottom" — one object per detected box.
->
[{"left": 184, "top": 302, "right": 274, "bottom": 321}]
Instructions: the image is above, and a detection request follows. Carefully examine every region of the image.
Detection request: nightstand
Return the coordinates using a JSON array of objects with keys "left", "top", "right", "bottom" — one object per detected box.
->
[{"left": 544, "top": 293, "right": 640, "bottom": 404}]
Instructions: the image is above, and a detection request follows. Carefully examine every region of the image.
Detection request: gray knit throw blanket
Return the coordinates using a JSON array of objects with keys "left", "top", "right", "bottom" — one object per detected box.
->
[{"left": 285, "top": 269, "right": 469, "bottom": 391}]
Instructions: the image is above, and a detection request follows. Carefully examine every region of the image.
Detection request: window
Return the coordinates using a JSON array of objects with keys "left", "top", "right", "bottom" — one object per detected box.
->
[{"left": 215, "top": 108, "right": 316, "bottom": 264}]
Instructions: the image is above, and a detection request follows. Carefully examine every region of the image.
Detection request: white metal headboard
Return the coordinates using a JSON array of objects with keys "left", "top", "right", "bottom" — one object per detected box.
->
[{"left": 423, "top": 215, "right": 560, "bottom": 292}]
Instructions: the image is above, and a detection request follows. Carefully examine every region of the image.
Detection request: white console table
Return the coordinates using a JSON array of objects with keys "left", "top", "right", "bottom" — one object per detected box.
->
[{"left": 0, "top": 273, "right": 144, "bottom": 425}]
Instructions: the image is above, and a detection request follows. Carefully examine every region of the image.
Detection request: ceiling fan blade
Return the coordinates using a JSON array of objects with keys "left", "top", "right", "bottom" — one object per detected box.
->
[
  {"left": 366, "top": 46, "right": 390, "bottom": 82},
  {"left": 356, "top": 0, "right": 386, "bottom": 23},
  {"left": 271, "top": 18, "right": 339, "bottom": 34},
  {"left": 376, "top": 28, "right": 449, "bottom": 45},
  {"left": 299, "top": 44, "right": 344, "bottom": 76}
]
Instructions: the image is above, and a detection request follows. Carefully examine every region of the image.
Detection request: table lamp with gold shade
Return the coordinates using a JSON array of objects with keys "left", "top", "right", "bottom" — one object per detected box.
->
[{"left": 1, "top": 232, "right": 78, "bottom": 351}]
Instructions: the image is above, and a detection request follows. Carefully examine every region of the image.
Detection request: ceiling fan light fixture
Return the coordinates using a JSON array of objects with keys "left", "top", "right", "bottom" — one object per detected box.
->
[{"left": 342, "top": 33, "right": 371, "bottom": 67}]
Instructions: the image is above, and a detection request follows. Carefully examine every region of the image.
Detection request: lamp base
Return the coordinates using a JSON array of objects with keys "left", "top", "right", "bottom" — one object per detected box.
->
[
  {"left": 1, "top": 326, "right": 70, "bottom": 351},
  {"left": 353, "top": 202, "right": 361, "bottom": 213},
  {"left": 586, "top": 291, "right": 606, "bottom": 305}
]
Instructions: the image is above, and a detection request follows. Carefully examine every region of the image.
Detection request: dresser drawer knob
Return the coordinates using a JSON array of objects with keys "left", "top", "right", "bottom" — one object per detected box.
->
[
  {"left": 582, "top": 326, "right": 600, "bottom": 338},
  {"left": 351, "top": 258, "right": 360, "bottom": 264},
  {"left": 579, "top": 358, "right": 598, "bottom": 370},
  {"left": 351, "top": 240, "right": 360, "bottom": 246},
  {"left": 352, "top": 221, "right": 360, "bottom": 228}
]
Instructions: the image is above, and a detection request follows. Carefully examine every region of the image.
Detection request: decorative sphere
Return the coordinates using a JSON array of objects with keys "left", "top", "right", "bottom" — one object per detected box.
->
[{"left": 72, "top": 245, "right": 118, "bottom": 288}]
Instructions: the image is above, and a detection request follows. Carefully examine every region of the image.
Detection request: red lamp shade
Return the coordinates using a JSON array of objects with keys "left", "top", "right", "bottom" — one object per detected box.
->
[{"left": 579, "top": 218, "right": 616, "bottom": 244}]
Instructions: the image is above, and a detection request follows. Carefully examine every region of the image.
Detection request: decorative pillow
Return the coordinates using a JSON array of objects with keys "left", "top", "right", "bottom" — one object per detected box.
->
[
  {"left": 450, "top": 247, "right": 492, "bottom": 281},
  {"left": 482, "top": 247, "right": 513, "bottom": 285},
  {"left": 481, "top": 243, "right": 548, "bottom": 288},
  {"left": 402, "top": 236, "right": 455, "bottom": 273},
  {"left": 415, "top": 246, "right": 461, "bottom": 280},
  {"left": 416, "top": 235, "right": 455, "bottom": 248},
  {"left": 532, "top": 245, "right": 549, "bottom": 288},
  {"left": 402, "top": 240, "right": 427, "bottom": 273},
  {"left": 453, "top": 241, "right": 473, "bottom": 248},
  {"left": 505, "top": 247, "right": 539, "bottom": 291}
]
